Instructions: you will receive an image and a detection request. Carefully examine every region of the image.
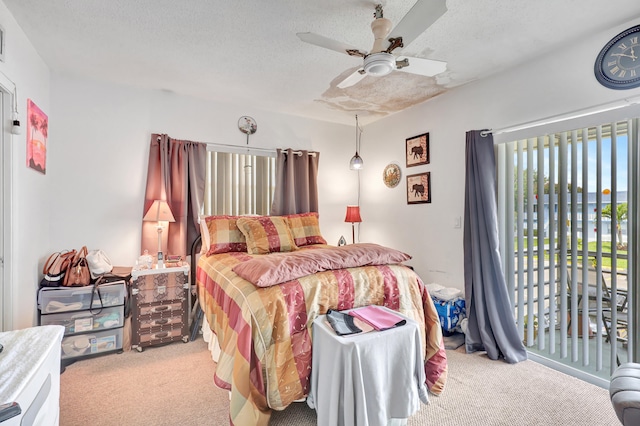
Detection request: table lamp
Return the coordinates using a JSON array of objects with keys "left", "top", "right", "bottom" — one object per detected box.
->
[
  {"left": 143, "top": 200, "right": 175, "bottom": 267},
  {"left": 344, "top": 205, "right": 362, "bottom": 244}
]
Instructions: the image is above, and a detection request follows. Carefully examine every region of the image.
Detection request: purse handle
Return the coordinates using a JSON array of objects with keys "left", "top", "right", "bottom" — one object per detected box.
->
[
  {"left": 42, "top": 252, "right": 61, "bottom": 274},
  {"left": 72, "top": 246, "right": 88, "bottom": 263},
  {"left": 42, "top": 249, "right": 76, "bottom": 274}
]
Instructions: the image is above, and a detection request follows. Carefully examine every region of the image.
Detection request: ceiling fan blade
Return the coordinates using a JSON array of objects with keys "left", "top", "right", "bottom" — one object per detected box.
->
[
  {"left": 396, "top": 56, "right": 447, "bottom": 77},
  {"left": 297, "top": 32, "right": 368, "bottom": 57},
  {"left": 387, "top": 0, "right": 447, "bottom": 50},
  {"left": 337, "top": 69, "right": 367, "bottom": 89}
]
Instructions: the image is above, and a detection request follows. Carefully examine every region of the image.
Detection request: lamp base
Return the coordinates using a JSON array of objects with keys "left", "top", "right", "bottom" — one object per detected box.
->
[{"left": 157, "top": 251, "right": 164, "bottom": 268}]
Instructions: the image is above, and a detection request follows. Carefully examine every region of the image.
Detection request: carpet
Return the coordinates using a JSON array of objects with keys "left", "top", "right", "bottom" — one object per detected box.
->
[
  {"left": 59, "top": 339, "right": 619, "bottom": 425},
  {"left": 443, "top": 332, "right": 465, "bottom": 350}
]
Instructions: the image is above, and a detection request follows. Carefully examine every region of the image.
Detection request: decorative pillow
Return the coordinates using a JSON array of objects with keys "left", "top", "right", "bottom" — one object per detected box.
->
[
  {"left": 200, "top": 215, "right": 248, "bottom": 256},
  {"left": 236, "top": 216, "right": 298, "bottom": 255},
  {"left": 285, "top": 212, "right": 327, "bottom": 247}
]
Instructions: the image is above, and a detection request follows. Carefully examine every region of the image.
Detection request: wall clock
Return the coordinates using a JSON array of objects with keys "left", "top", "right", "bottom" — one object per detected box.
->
[{"left": 594, "top": 24, "right": 640, "bottom": 90}]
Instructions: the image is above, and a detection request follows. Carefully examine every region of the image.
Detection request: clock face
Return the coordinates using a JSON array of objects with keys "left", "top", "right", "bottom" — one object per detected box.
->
[{"left": 595, "top": 25, "right": 640, "bottom": 89}]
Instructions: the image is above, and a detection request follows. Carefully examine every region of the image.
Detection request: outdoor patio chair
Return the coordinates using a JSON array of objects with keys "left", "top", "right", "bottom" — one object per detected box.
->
[{"left": 566, "top": 270, "right": 626, "bottom": 366}]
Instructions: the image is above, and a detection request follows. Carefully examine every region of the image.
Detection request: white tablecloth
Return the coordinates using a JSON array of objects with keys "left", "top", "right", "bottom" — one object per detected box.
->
[{"left": 307, "top": 308, "right": 428, "bottom": 426}]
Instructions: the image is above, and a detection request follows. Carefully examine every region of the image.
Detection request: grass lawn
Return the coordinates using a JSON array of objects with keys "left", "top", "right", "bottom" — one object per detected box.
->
[{"left": 514, "top": 239, "right": 628, "bottom": 271}]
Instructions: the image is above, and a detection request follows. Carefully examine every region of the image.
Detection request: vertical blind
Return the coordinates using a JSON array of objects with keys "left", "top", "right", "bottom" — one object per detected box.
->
[
  {"left": 203, "top": 151, "right": 276, "bottom": 216},
  {"left": 497, "top": 119, "right": 638, "bottom": 377}
]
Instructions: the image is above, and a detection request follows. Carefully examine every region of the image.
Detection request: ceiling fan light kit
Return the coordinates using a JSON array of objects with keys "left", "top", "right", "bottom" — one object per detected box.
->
[{"left": 363, "top": 52, "right": 396, "bottom": 76}]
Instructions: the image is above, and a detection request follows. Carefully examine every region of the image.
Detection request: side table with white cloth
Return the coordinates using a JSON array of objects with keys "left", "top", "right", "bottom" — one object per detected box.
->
[{"left": 307, "top": 307, "right": 428, "bottom": 426}]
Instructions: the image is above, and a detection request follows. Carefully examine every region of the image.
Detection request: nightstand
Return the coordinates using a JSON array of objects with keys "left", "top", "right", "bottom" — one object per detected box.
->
[{"left": 130, "top": 263, "right": 190, "bottom": 352}]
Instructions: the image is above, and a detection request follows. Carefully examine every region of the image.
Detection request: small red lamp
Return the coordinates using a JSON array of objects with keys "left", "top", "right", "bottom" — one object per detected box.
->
[{"left": 345, "top": 205, "right": 362, "bottom": 244}]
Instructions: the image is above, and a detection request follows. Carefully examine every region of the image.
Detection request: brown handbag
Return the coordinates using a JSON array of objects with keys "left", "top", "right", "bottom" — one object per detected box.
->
[
  {"left": 63, "top": 246, "right": 91, "bottom": 286},
  {"left": 40, "top": 249, "right": 76, "bottom": 287}
]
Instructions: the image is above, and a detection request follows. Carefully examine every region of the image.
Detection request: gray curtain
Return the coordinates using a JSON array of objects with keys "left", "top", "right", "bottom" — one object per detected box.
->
[
  {"left": 464, "top": 130, "right": 527, "bottom": 363},
  {"left": 141, "top": 134, "right": 206, "bottom": 257},
  {"left": 271, "top": 148, "right": 319, "bottom": 215}
]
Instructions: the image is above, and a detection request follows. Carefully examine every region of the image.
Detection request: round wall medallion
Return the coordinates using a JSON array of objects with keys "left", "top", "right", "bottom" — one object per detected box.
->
[
  {"left": 383, "top": 163, "right": 401, "bottom": 188},
  {"left": 238, "top": 116, "right": 257, "bottom": 134}
]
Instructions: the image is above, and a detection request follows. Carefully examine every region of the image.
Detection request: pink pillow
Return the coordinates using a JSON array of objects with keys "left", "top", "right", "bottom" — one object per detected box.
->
[{"left": 233, "top": 243, "right": 412, "bottom": 287}]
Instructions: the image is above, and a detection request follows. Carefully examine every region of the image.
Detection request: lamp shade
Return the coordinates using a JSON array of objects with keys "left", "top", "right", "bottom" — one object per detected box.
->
[
  {"left": 349, "top": 153, "right": 364, "bottom": 170},
  {"left": 344, "top": 205, "right": 362, "bottom": 223},
  {"left": 143, "top": 200, "right": 176, "bottom": 223}
]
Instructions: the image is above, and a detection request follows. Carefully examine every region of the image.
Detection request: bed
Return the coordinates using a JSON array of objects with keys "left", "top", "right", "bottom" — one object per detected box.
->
[{"left": 194, "top": 213, "right": 448, "bottom": 426}]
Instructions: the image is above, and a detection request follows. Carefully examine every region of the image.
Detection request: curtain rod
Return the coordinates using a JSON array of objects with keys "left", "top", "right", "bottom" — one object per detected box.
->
[
  {"left": 156, "top": 135, "right": 316, "bottom": 156},
  {"left": 481, "top": 95, "right": 640, "bottom": 137},
  {"left": 205, "top": 142, "right": 316, "bottom": 157},
  {"left": 204, "top": 141, "right": 277, "bottom": 154},
  {"left": 283, "top": 150, "right": 317, "bottom": 157}
]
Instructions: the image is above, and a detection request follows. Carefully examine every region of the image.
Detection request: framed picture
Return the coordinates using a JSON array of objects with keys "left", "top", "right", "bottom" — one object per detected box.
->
[
  {"left": 407, "top": 172, "right": 431, "bottom": 204},
  {"left": 405, "top": 132, "right": 429, "bottom": 167},
  {"left": 27, "top": 99, "right": 47, "bottom": 174}
]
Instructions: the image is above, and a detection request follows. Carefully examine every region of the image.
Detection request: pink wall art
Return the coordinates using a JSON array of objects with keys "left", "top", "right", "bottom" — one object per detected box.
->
[{"left": 27, "top": 98, "right": 47, "bottom": 174}]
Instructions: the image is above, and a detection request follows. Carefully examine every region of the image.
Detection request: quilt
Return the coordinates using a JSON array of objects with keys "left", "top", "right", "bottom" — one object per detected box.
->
[{"left": 196, "top": 245, "right": 447, "bottom": 426}]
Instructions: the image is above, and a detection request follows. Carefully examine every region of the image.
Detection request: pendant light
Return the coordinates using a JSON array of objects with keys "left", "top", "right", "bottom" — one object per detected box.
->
[{"left": 349, "top": 114, "right": 363, "bottom": 170}]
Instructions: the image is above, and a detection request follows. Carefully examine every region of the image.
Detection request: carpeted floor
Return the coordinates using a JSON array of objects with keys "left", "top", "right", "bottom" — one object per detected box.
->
[{"left": 59, "top": 338, "right": 620, "bottom": 425}]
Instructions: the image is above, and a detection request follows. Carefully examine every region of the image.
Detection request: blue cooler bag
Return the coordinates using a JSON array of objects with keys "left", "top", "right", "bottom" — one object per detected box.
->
[{"left": 432, "top": 297, "right": 466, "bottom": 336}]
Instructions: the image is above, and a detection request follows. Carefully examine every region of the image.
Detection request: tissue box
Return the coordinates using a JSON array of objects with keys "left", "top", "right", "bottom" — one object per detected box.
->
[{"left": 432, "top": 296, "right": 466, "bottom": 336}]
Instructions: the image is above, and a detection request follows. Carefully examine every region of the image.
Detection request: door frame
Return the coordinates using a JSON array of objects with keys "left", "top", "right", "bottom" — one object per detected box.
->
[{"left": 0, "top": 75, "right": 14, "bottom": 332}]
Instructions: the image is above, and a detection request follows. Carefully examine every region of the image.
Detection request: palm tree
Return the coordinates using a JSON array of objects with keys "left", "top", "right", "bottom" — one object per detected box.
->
[{"left": 602, "top": 203, "right": 627, "bottom": 249}]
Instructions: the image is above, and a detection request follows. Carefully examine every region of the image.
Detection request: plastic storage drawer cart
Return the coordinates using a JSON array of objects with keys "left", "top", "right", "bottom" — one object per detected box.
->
[{"left": 37, "top": 281, "right": 127, "bottom": 363}]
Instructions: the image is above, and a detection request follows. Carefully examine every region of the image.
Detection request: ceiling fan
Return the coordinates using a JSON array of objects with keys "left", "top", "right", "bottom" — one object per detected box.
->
[{"left": 297, "top": 0, "right": 448, "bottom": 89}]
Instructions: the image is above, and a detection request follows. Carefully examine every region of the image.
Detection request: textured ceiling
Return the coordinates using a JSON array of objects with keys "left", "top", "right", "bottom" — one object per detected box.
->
[{"left": 4, "top": 0, "right": 640, "bottom": 125}]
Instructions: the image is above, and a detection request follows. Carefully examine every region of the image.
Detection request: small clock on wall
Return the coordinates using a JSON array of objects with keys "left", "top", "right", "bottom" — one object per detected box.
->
[{"left": 594, "top": 24, "right": 640, "bottom": 90}]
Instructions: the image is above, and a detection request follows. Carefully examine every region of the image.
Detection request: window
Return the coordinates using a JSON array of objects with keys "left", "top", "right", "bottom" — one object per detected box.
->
[
  {"left": 497, "top": 119, "right": 637, "bottom": 380},
  {"left": 202, "top": 150, "right": 276, "bottom": 216}
]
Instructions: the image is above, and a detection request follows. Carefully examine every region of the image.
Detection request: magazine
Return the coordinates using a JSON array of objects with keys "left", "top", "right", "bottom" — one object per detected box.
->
[{"left": 348, "top": 305, "right": 406, "bottom": 331}]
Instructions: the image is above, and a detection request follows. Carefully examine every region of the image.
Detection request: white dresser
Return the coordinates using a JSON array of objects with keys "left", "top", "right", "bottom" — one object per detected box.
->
[{"left": 0, "top": 325, "right": 64, "bottom": 425}]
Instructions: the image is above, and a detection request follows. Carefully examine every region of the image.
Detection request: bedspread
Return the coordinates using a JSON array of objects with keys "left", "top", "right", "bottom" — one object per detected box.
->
[{"left": 196, "top": 247, "right": 447, "bottom": 426}]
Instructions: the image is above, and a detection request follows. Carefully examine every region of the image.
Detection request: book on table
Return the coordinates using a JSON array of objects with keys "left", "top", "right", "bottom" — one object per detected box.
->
[{"left": 348, "top": 305, "right": 406, "bottom": 331}]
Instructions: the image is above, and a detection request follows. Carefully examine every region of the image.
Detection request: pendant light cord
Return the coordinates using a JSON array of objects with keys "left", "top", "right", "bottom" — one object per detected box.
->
[
  {"left": 356, "top": 115, "right": 362, "bottom": 242},
  {"left": 355, "top": 114, "right": 363, "bottom": 154}
]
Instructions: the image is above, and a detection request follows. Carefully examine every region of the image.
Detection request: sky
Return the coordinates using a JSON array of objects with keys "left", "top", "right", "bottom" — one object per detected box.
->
[{"left": 514, "top": 131, "right": 629, "bottom": 194}]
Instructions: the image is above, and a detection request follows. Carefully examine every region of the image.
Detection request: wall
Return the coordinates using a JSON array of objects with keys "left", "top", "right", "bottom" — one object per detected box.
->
[
  {"left": 0, "top": 0, "right": 52, "bottom": 329},
  {"left": 49, "top": 74, "right": 355, "bottom": 266},
  {"left": 357, "top": 17, "right": 640, "bottom": 289}
]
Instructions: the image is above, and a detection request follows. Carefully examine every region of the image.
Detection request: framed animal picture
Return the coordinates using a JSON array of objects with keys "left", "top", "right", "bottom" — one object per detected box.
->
[
  {"left": 407, "top": 172, "right": 431, "bottom": 204},
  {"left": 405, "top": 132, "right": 429, "bottom": 167}
]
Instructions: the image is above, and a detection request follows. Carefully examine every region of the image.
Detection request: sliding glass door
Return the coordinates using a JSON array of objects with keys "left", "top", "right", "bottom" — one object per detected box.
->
[{"left": 497, "top": 118, "right": 639, "bottom": 382}]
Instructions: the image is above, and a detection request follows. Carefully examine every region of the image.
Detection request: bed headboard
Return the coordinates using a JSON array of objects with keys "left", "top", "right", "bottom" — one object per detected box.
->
[{"left": 190, "top": 234, "right": 202, "bottom": 289}]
